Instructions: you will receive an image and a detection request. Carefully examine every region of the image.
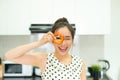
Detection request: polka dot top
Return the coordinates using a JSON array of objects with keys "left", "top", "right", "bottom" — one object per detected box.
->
[{"left": 41, "top": 53, "right": 83, "bottom": 80}]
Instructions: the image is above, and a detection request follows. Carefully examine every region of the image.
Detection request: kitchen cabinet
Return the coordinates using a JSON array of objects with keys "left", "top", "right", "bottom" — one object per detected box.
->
[
  {"left": 31, "top": 0, "right": 76, "bottom": 23},
  {"left": 31, "top": 0, "right": 54, "bottom": 23},
  {"left": 0, "top": 0, "right": 110, "bottom": 35},
  {"left": 74, "top": 0, "right": 111, "bottom": 35},
  {"left": 0, "top": 0, "right": 54, "bottom": 35},
  {"left": 51, "top": 0, "right": 76, "bottom": 23},
  {"left": 0, "top": 0, "right": 31, "bottom": 35},
  {"left": 50, "top": 0, "right": 111, "bottom": 35}
]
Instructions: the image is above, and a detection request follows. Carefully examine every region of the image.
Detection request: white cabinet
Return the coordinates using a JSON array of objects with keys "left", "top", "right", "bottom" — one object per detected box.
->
[
  {"left": 0, "top": 0, "right": 31, "bottom": 35},
  {"left": 32, "top": 0, "right": 111, "bottom": 35},
  {"left": 51, "top": 0, "right": 76, "bottom": 23},
  {"left": 75, "top": 0, "right": 111, "bottom": 35},
  {"left": 31, "top": 0, "right": 76, "bottom": 23},
  {"left": 50, "top": 0, "right": 111, "bottom": 35},
  {"left": 0, "top": 0, "right": 110, "bottom": 35},
  {"left": 31, "top": 0, "right": 54, "bottom": 23}
]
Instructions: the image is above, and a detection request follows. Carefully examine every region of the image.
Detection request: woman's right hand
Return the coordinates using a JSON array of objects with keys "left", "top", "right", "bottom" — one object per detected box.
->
[{"left": 39, "top": 31, "right": 54, "bottom": 45}]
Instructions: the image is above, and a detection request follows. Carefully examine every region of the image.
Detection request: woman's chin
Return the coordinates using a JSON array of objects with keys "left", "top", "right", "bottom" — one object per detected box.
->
[{"left": 59, "top": 50, "right": 68, "bottom": 55}]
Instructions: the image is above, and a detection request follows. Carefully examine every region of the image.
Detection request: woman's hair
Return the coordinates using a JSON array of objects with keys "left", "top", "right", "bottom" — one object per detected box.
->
[{"left": 51, "top": 17, "right": 75, "bottom": 39}]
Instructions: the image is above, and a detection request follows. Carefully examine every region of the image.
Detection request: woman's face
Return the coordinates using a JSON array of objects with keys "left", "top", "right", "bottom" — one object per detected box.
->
[{"left": 53, "top": 27, "right": 73, "bottom": 55}]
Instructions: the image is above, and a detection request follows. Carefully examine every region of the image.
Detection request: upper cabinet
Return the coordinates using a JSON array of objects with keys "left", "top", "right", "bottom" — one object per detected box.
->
[
  {"left": 49, "top": 0, "right": 111, "bottom": 35},
  {"left": 0, "top": 0, "right": 31, "bottom": 35},
  {"left": 50, "top": 0, "right": 76, "bottom": 23},
  {"left": 0, "top": 0, "right": 111, "bottom": 35},
  {"left": 74, "top": 0, "right": 111, "bottom": 35},
  {"left": 31, "top": 0, "right": 54, "bottom": 23}
]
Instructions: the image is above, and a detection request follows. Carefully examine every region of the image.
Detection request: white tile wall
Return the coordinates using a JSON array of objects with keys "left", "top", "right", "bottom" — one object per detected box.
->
[
  {"left": 0, "top": 35, "right": 30, "bottom": 59},
  {"left": 79, "top": 35, "right": 104, "bottom": 66},
  {"left": 0, "top": 35, "right": 104, "bottom": 66}
]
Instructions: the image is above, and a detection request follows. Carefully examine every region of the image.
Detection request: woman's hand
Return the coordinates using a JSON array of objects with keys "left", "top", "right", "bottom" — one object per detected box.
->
[{"left": 39, "top": 31, "right": 54, "bottom": 45}]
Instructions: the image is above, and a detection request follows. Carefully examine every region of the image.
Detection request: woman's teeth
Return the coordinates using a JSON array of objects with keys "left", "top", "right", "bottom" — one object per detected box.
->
[{"left": 59, "top": 47, "right": 67, "bottom": 52}]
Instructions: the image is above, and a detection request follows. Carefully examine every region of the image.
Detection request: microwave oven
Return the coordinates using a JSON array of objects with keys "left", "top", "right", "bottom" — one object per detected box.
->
[{"left": 3, "top": 61, "right": 33, "bottom": 77}]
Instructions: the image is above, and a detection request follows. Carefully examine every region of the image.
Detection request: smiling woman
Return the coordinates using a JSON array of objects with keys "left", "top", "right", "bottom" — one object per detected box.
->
[{"left": 5, "top": 17, "right": 86, "bottom": 80}]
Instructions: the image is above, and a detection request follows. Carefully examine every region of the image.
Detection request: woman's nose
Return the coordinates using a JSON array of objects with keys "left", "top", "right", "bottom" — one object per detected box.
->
[{"left": 61, "top": 40, "right": 66, "bottom": 45}]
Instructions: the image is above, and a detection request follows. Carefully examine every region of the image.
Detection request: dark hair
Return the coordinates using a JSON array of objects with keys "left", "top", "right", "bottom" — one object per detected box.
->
[{"left": 51, "top": 17, "right": 75, "bottom": 39}]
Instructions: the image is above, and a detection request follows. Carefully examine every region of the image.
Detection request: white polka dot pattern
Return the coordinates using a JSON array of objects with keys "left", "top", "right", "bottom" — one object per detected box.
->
[{"left": 41, "top": 53, "right": 83, "bottom": 80}]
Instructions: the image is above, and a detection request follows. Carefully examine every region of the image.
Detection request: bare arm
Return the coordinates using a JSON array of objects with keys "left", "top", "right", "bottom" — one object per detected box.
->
[
  {"left": 80, "top": 60, "right": 87, "bottom": 80},
  {"left": 5, "top": 41, "right": 42, "bottom": 60},
  {"left": 5, "top": 32, "right": 53, "bottom": 67}
]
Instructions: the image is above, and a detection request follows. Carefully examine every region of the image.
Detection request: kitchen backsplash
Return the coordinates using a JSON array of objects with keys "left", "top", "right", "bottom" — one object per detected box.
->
[
  {"left": 0, "top": 35, "right": 30, "bottom": 59},
  {"left": 0, "top": 35, "right": 104, "bottom": 66}
]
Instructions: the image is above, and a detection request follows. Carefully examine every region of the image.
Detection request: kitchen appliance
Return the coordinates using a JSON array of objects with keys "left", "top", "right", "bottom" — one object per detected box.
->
[
  {"left": 3, "top": 61, "right": 33, "bottom": 77},
  {"left": 98, "top": 59, "right": 110, "bottom": 79},
  {"left": 29, "top": 24, "right": 76, "bottom": 76}
]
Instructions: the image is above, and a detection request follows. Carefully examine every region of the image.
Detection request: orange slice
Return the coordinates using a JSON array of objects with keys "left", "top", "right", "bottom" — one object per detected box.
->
[{"left": 53, "top": 32, "right": 64, "bottom": 45}]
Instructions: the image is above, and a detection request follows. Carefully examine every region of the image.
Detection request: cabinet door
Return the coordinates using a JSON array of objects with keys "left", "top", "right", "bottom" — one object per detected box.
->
[
  {"left": 31, "top": 0, "right": 53, "bottom": 23},
  {"left": 75, "top": 0, "right": 111, "bottom": 35},
  {"left": 0, "top": 0, "right": 31, "bottom": 35},
  {"left": 51, "top": 0, "right": 76, "bottom": 23},
  {"left": 0, "top": 0, "right": 110, "bottom": 35}
]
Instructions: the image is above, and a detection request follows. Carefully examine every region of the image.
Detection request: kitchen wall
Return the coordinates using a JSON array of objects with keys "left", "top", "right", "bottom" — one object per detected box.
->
[
  {"left": 0, "top": 35, "right": 104, "bottom": 66},
  {"left": 0, "top": 35, "right": 30, "bottom": 59},
  {"left": 79, "top": 35, "right": 104, "bottom": 66},
  {"left": 104, "top": 0, "right": 120, "bottom": 80}
]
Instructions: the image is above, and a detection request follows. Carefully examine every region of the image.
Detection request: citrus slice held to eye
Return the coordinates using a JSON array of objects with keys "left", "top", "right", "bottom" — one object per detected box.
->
[{"left": 53, "top": 32, "right": 64, "bottom": 45}]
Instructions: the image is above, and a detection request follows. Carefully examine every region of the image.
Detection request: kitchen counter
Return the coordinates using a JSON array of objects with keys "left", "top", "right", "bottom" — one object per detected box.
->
[
  {"left": 2, "top": 77, "right": 41, "bottom": 80},
  {"left": 3, "top": 77, "right": 91, "bottom": 80},
  {"left": 0, "top": 68, "right": 112, "bottom": 80},
  {"left": 0, "top": 64, "right": 112, "bottom": 80},
  {"left": 0, "top": 76, "right": 112, "bottom": 80},
  {"left": 1, "top": 76, "right": 93, "bottom": 80}
]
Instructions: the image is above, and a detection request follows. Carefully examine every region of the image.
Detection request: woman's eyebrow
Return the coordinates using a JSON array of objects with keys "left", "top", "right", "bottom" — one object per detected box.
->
[{"left": 65, "top": 36, "right": 71, "bottom": 38}]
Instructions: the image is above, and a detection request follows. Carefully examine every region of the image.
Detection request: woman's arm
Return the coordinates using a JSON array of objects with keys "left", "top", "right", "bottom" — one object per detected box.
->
[
  {"left": 5, "top": 32, "right": 53, "bottom": 67},
  {"left": 80, "top": 60, "right": 87, "bottom": 80},
  {"left": 5, "top": 41, "right": 45, "bottom": 67},
  {"left": 5, "top": 41, "right": 42, "bottom": 60}
]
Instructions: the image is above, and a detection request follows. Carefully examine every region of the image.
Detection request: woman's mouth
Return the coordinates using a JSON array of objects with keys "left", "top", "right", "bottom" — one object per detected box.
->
[{"left": 58, "top": 47, "right": 67, "bottom": 53}]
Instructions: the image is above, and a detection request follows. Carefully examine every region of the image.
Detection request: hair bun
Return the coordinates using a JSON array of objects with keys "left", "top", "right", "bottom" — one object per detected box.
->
[{"left": 54, "top": 17, "right": 69, "bottom": 24}]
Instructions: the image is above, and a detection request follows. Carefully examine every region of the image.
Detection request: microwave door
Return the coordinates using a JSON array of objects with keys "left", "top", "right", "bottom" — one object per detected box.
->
[
  {"left": 3, "top": 61, "right": 33, "bottom": 77},
  {"left": 5, "top": 64, "right": 22, "bottom": 74}
]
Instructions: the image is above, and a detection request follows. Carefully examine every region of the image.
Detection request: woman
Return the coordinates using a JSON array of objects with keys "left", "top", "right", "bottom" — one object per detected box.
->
[{"left": 5, "top": 17, "right": 86, "bottom": 80}]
